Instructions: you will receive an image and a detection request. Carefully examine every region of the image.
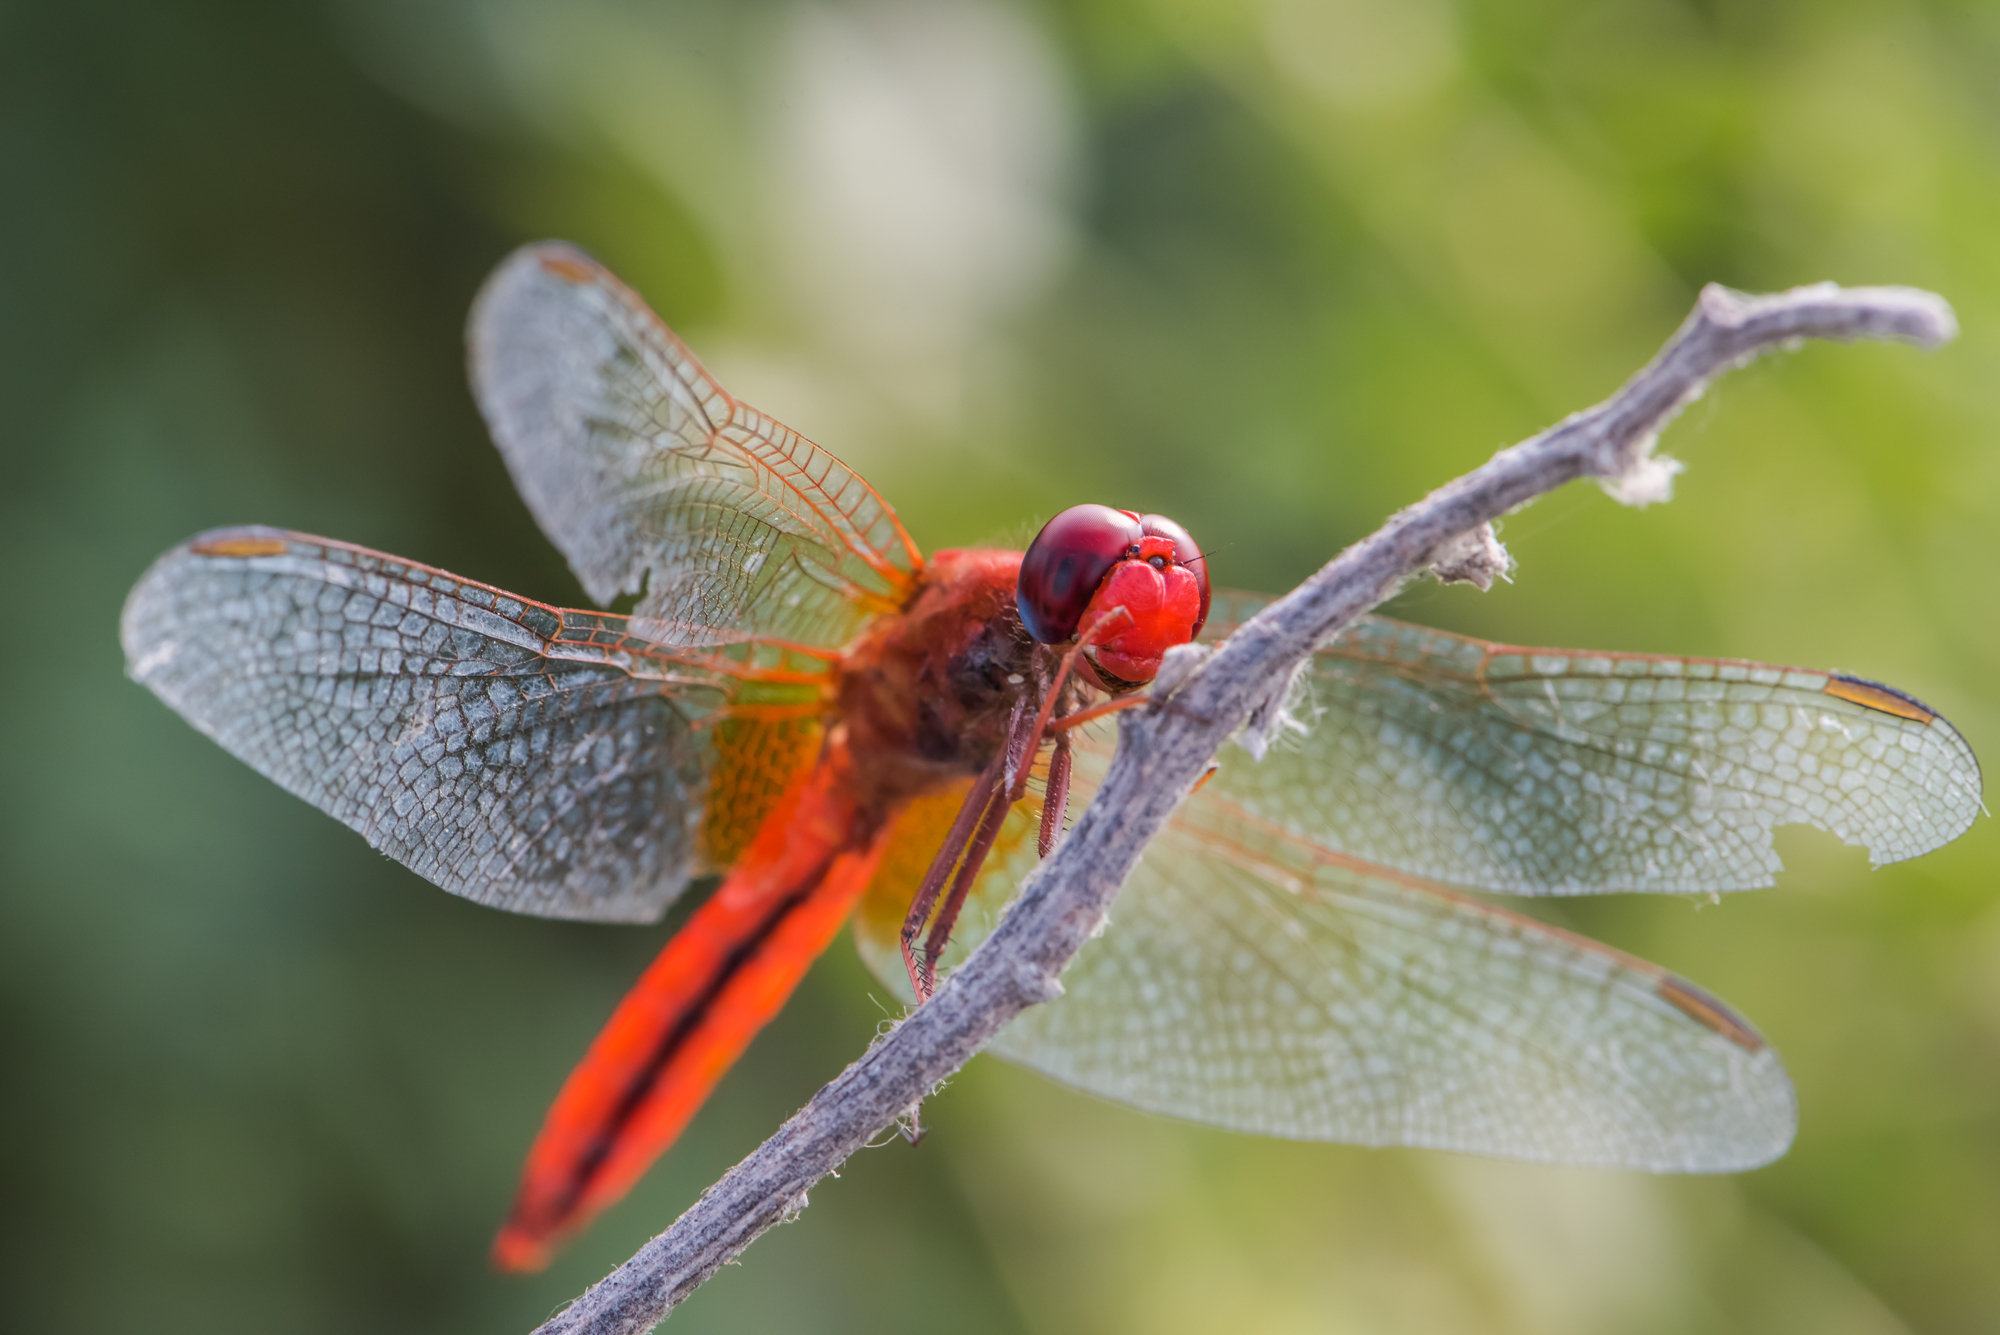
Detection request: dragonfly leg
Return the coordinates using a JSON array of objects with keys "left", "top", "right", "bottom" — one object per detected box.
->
[
  {"left": 913, "top": 682, "right": 1058, "bottom": 993},
  {"left": 1038, "top": 731, "right": 1072, "bottom": 858},
  {"left": 904, "top": 623, "right": 1120, "bottom": 1000},
  {"left": 899, "top": 741, "right": 1009, "bottom": 1001},
  {"left": 1048, "top": 691, "right": 1147, "bottom": 733},
  {"left": 1012, "top": 608, "right": 1128, "bottom": 796},
  {"left": 917, "top": 771, "right": 1019, "bottom": 995}
]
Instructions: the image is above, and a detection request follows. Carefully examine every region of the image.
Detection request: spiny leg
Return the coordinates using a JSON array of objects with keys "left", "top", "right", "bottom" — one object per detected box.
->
[
  {"left": 898, "top": 757, "right": 1003, "bottom": 1001},
  {"left": 902, "top": 676, "right": 1047, "bottom": 1001},
  {"left": 1048, "top": 692, "right": 1146, "bottom": 734},
  {"left": 1038, "top": 731, "right": 1072, "bottom": 858},
  {"left": 917, "top": 766, "right": 1020, "bottom": 996},
  {"left": 914, "top": 632, "right": 1095, "bottom": 993},
  {"left": 1011, "top": 607, "right": 1127, "bottom": 803},
  {"left": 904, "top": 613, "right": 1135, "bottom": 1002}
]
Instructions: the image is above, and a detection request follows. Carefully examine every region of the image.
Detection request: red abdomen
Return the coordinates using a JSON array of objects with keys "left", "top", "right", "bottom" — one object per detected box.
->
[
  {"left": 495, "top": 551, "right": 1036, "bottom": 1269},
  {"left": 493, "top": 739, "right": 893, "bottom": 1270}
]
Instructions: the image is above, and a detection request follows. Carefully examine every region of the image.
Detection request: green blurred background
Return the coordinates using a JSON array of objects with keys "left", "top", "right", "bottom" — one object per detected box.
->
[{"left": 6, "top": 0, "right": 2000, "bottom": 1330}]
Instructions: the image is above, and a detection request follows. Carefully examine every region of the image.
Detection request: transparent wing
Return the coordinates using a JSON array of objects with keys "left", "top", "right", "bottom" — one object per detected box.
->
[
  {"left": 121, "top": 527, "right": 819, "bottom": 923},
  {"left": 852, "top": 607, "right": 1973, "bottom": 1164},
  {"left": 1002, "top": 784, "right": 1793, "bottom": 1169},
  {"left": 469, "top": 243, "right": 923, "bottom": 651},
  {"left": 853, "top": 734, "right": 1794, "bottom": 1171},
  {"left": 1203, "top": 592, "right": 1982, "bottom": 896}
]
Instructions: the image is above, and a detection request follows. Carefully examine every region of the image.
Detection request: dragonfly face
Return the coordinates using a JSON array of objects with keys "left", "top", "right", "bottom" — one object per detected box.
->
[
  {"left": 120, "top": 241, "right": 1984, "bottom": 1272},
  {"left": 1016, "top": 503, "right": 1211, "bottom": 689}
]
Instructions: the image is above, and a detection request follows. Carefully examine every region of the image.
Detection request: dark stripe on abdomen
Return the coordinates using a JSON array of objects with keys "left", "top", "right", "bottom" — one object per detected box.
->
[{"left": 555, "top": 856, "right": 836, "bottom": 1219}]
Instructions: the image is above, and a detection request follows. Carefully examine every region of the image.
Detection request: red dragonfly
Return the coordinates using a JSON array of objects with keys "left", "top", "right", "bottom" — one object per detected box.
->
[{"left": 122, "top": 243, "right": 1982, "bottom": 1272}]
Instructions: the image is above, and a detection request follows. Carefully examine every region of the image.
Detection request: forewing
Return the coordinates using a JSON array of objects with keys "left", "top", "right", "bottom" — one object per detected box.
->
[
  {"left": 469, "top": 243, "right": 922, "bottom": 650},
  {"left": 854, "top": 734, "right": 1794, "bottom": 1171},
  {"left": 1205, "top": 593, "right": 1982, "bottom": 896},
  {"left": 122, "top": 527, "right": 740, "bottom": 923}
]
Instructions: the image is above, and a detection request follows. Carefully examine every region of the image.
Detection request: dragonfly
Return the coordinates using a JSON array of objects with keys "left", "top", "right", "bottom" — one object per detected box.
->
[{"left": 122, "top": 242, "right": 1983, "bottom": 1272}]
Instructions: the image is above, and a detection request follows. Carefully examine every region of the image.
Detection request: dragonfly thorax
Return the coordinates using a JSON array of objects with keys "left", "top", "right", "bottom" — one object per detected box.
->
[{"left": 833, "top": 547, "right": 1043, "bottom": 812}]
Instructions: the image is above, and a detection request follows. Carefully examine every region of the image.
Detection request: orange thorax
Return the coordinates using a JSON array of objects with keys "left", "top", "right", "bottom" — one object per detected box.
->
[{"left": 832, "top": 547, "right": 1035, "bottom": 814}]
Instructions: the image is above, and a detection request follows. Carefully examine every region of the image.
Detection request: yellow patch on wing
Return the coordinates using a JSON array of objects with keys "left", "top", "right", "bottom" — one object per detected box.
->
[{"left": 698, "top": 716, "right": 823, "bottom": 870}]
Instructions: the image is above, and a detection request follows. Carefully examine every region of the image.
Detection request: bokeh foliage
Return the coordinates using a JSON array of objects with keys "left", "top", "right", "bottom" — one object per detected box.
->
[{"left": 6, "top": 0, "right": 2000, "bottom": 1331}]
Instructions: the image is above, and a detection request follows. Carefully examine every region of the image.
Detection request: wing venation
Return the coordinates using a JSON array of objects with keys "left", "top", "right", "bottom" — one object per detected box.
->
[
  {"left": 993, "top": 805, "right": 1796, "bottom": 1170},
  {"left": 1202, "top": 593, "right": 1981, "bottom": 896},
  {"left": 469, "top": 243, "right": 921, "bottom": 651},
  {"left": 122, "top": 527, "right": 732, "bottom": 922},
  {"left": 853, "top": 727, "right": 1796, "bottom": 1171}
]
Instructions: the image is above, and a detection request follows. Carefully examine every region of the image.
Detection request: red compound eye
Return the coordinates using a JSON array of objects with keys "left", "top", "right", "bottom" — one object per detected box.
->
[
  {"left": 1137, "top": 513, "right": 1210, "bottom": 640},
  {"left": 1017, "top": 504, "right": 1143, "bottom": 643}
]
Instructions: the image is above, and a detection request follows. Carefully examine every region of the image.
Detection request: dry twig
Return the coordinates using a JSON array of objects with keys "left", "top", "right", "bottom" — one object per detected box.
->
[{"left": 531, "top": 282, "right": 1955, "bottom": 1335}]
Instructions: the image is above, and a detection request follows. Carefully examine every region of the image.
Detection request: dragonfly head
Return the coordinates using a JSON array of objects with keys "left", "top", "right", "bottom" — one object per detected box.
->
[{"left": 1016, "top": 504, "right": 1211, "bottom": 689}]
